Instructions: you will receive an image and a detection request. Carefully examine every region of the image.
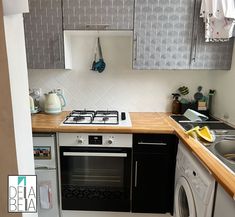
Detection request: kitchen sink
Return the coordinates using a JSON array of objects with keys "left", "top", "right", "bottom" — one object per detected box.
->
[
  {"left": 170, "top": 114, "right": 235, "bottom": 130},
  {"left": 170, "top": 114, "right": 235, "bottom": 172},
  {"left": 214, "top": 140, "right": 235, "bottom": 164},
  {"left": 205, "top": 131, "right": 235, "bottom": 173}
]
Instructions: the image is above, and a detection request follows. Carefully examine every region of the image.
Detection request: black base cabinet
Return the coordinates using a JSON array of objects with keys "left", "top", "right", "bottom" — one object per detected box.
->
[{"left": 132, "top": 134, "right": 178, "bottom": 214}]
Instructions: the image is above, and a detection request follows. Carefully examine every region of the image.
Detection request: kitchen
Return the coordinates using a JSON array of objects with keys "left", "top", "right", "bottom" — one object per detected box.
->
[{"left": 1, "top": 1, "right": 235, "bottom": 217}]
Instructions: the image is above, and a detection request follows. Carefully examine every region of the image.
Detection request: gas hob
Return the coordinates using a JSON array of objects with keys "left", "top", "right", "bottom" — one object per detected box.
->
[{"left": 61, "top": 110, "right": 132, "bottom": 127}]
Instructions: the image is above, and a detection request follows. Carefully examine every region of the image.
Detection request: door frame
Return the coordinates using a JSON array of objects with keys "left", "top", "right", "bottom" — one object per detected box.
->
[{"left": 0, "top": 0, "right": 21, "bottom": 216}]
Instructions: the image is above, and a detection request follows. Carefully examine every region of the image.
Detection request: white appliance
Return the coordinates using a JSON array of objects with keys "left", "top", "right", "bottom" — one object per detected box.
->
[
  {"left": 44, "top": 91, "right": 66, "bottom": 114},
  {"left": 58, "top": 133, "right": 132, "bottom": 212},
  {"left": 33, "top": 133, "right": 60, "bottom": 217},
  {"left": 174, "top": 141, "right": 215, "bottom": 217},
  {"left": 213, "top": 184, "right": 235, "bottom": 217}
]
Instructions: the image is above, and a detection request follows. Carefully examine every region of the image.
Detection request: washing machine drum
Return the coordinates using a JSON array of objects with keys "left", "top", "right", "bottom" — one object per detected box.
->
[{"left": 174, "top": 177, "right": 197, "bottom": 217}]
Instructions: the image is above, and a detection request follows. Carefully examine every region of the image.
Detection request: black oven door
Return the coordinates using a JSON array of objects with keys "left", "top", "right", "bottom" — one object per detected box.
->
[{"left": 60, "top": 147, "right": 131, "bottom": 211}]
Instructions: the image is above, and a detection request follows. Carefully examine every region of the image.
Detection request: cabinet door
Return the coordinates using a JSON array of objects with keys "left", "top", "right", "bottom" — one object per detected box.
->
[
  {"left": 214, "top": 184, "right": 235, "bottom": 217},
  {"left": 132, "top": 153, "right": 174, "bottom": 213},
  {"left": 189, "top": 0, "right": 234, "bottom": 70},
  {"left": 133, "top": 0, "right": 194, "bottom": 69},
  {"left": 24, "top": 0, "right": 64, "bottom": 69},
  {"left": 63, "top": 0, "right": 134, "bottom": 30}
]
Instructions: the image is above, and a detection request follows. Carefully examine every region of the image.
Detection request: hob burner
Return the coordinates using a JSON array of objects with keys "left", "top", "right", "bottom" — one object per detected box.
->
[{"left": 63, "top": 110, "right": 119, "bottom": 125}]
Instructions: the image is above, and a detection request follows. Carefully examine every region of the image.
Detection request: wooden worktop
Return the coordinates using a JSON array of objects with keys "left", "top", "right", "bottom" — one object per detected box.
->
[
  {"left": 31, "top": 111, "right": 175, "bottom": 133},
  {"left": 31, "top": 111, "right": 235, "bottom": 200}
]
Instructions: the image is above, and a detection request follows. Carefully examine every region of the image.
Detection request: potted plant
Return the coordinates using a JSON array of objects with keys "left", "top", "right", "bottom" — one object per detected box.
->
[{"left": 177, "top": 86, "right": 197, "bottom": 114}]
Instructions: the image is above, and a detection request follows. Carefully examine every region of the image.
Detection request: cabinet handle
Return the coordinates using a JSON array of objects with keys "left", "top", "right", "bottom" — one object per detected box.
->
[
  {"left": 137, "top": 142, "right": 167, "bottom": 146},
  {"left": 193, "top": 35, "right": 197, "bottom": 62},
  {"left": 58, "top": 35, "right": 62, "bottom": 63},
  {"left": 193, "top": 0, "right": 200, "bottom": 63},
  {"left": 134, "top": 161, "right": 138, "bottom": 187},
  {"left": 134, "top": 35, "right": 138, "bottom": 61},
  {"left": 85, "top": 24, "right": 109, "bottom": 30},
  {"left": 189, "top": 0, "right": 197, "bottom": 65},
  {"left": 53, "top": 35, "right": 62, "bottom": 63},
  {"left": 63, "top": 152, "right": 127, "bottom": 157}
]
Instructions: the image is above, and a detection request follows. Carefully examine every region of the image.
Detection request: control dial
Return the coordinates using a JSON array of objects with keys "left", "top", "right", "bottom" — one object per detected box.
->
[
  {"left": 107, "top": 138, "right": 114, "bottom": 145},
  {"left": 77, "top": 137, "right": 84, "bottom": 144}
]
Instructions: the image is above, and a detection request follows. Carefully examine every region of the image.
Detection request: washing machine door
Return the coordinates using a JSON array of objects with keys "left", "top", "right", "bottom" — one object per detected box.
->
[{"left": 174, "top": 176, "right": 196, "bottom": 217}]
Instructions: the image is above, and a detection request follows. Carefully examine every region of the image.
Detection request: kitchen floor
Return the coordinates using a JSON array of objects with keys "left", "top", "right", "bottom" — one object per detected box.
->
[{"left": 62, "top": 211, "right": 171, "bottom": 217}]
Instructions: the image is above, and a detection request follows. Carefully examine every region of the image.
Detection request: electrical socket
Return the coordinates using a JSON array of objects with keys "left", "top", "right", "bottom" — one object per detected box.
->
[
  {"left": 32, "top": 88, "right": 42, "bottom": 97},
  {"left": 54, "top": 88, "right": 64, "bottom": 96},
  {"left": 223, "top": 113, "right": 229, "bottom": 120}
]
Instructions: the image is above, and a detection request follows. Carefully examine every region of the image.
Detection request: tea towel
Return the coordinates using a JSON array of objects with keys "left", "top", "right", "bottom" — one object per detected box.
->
[{"left": 200, "top": 0, "right": 235, "bottom": 42}]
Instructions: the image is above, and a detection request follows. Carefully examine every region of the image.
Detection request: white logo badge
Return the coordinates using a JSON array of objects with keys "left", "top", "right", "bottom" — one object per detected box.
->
[{"left": 8, "top": 175, "right": 37, "bottom": 213}]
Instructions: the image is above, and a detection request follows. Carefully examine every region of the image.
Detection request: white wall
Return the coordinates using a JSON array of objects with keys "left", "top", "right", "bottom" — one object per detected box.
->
[
  {"left": 4, "top": 14, "right": 36, "bottom": 217},
  {"left": 211, "top": 45, "right": 235, "bottom": 125},
  {"left": 29, "top": 35, "right": 214, "bottom": 112},
  {"left": 2, "top": 0, "right": 28, "bottom": 15}
]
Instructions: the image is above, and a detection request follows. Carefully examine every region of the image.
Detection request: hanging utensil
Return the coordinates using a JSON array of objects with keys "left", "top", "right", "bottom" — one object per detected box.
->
[
  {"left": 95, "top": 37, "right": 106, "bottom": 73},
  {"left": 91, "top": 38, "right": 98, "bottom": 71}
]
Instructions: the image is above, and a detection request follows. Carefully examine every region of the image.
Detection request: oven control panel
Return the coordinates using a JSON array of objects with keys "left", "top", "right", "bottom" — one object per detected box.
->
[
  {"left": 59, "top": 133, "right": 132, "bottom": 148},
  {"left": 89, "top": 135, "right": 102, "bottom": 145}
]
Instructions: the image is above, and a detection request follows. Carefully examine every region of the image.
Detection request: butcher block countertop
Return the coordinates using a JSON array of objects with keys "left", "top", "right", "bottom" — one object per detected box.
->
[
  {"left": 31, "top": 111, "right": 174, "bottom": 133},
  {"left": 32, "top": 111, "right": 235, "bottom": 199}
]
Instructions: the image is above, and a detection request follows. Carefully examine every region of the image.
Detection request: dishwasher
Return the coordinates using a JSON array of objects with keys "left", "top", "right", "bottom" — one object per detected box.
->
[{"left": 33, "top": 133, "right": 60, "bottom": 217}]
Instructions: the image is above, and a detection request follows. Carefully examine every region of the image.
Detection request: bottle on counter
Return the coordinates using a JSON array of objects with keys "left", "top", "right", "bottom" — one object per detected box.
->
[{"left": 172, "top": 93, "right": 181, "bottom": 114}]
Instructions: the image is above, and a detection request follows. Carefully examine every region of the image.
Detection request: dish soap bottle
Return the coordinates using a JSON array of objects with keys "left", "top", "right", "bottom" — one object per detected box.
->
[{"left": 172, "top": 93, "right": 181, "bottom": 114}]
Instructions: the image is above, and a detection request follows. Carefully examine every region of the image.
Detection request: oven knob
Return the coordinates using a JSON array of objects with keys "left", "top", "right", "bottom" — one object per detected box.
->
[
  {"left": 107, "top": 139, "right": 113, "bottom": 145},
  {"left": 77, "top": 138, "right": 84, "bottom": 144}
]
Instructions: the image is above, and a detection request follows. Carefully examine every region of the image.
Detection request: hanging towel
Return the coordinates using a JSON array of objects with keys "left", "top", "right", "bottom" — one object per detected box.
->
[
  {"left": 39, "top": 182, "right": 52, "bottom": 209},
  {"left": 200, "top": 0, "right": 235, "bottom": 42}
]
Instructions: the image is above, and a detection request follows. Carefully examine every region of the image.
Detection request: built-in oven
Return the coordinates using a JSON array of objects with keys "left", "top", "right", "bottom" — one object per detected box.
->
[{"left": 58, "top": 133, "right": 132, "bottom": 212}]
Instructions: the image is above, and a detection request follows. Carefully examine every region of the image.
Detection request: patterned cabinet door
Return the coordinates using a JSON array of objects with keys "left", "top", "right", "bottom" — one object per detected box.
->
[
  {"left": 133, "top": 0, "right": 194, "bottom": 69},
  {"left": 24, "top": 0, "right": 64, "bottom": 69},
  {"left": 63, "top": 0, "right": 134, "bottom": 30},
  {"left": 189, "top": 0, "right": 234, "bottom": 70}
]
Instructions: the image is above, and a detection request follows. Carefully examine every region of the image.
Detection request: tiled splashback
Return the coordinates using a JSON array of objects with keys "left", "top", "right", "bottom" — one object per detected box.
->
[{"left": 28, "top": 35, "right": 214, "bottom": 112}]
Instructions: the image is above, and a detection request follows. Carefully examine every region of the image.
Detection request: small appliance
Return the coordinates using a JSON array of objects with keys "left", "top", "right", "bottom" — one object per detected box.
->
[
  {"left": 29, "top": 89, "right": 41, "bottom": 114},
  {"left": 33, "top": 133, "right": 60, "bottom": 217},
  {"left": 44, "top": 91, "right": 66, "bottom": 114}
]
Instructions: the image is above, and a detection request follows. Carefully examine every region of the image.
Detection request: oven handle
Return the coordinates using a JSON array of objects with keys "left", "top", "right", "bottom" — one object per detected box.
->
[
  {"left": 63, "top": 152, "right": 127, "bottom": 157},
  {"left": 137, "top": 142, "right": 167, "bottom": 146},
  {"left": 134, "top": 161, "right": 138, "bottom": 187}
]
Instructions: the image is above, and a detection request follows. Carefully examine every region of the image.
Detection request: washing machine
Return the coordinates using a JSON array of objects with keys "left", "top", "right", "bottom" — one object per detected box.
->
[{"left": 174, "top": 142, "right": 215, "bottom": 217}]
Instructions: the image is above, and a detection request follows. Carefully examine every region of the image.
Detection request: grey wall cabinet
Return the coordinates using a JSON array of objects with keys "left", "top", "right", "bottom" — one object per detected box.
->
[
  {"left": 133, "top": 0, "right": 234, "bottom": 70},
  {"left": 24, "top": 0, "right": 65, "bottom": 69},
  {"left": 63, "top": 0, "right": 134, "bottom": 30},
  {"left": 189, "top": 0, "right": 234, "bottom": 69}
]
